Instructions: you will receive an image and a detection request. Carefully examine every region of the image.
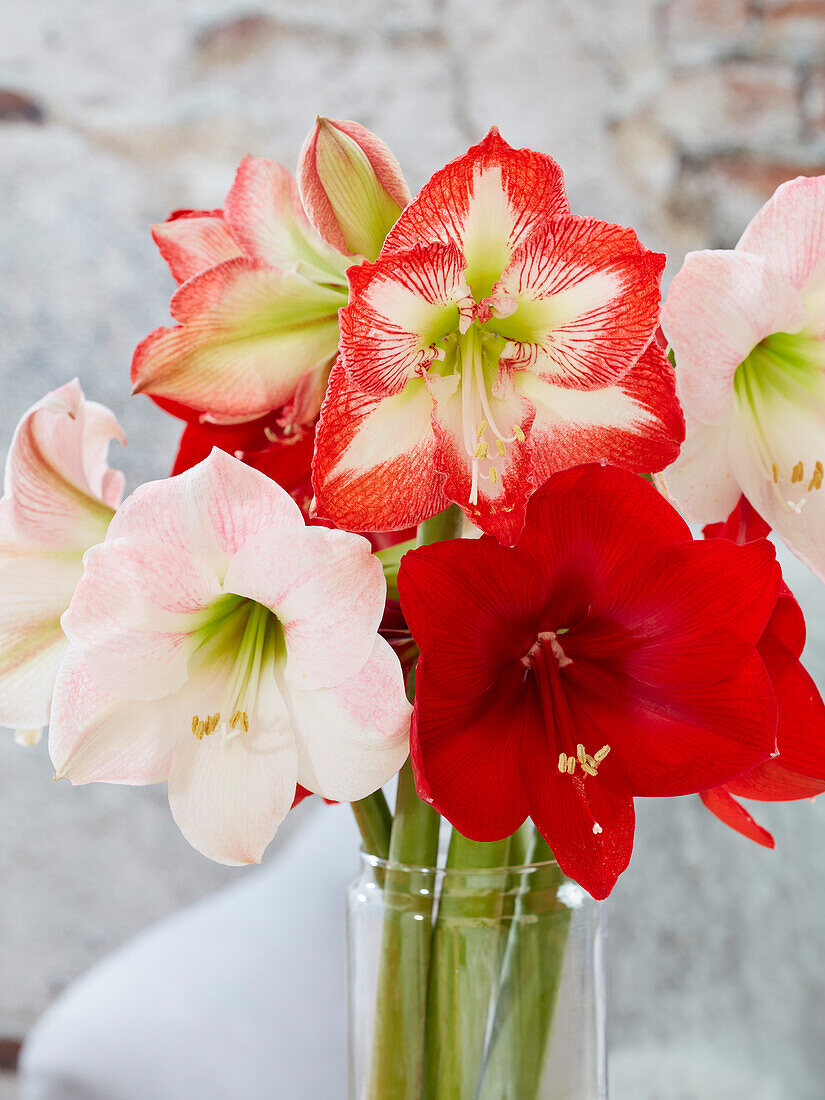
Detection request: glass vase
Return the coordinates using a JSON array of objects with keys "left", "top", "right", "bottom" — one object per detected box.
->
[{"left": 347, "top": 851, "right": 607, "bottom": 1100}]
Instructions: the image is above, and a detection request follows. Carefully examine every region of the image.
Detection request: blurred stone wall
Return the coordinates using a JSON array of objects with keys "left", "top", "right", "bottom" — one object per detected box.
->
[{"left": 1, "top": 1, "right": 825, "bottom": 1097}]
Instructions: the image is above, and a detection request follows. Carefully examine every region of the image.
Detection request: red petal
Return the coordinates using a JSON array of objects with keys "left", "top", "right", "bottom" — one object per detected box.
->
[
  {"left": 496, "top": 217, "right": 665, "bottom": 390},
  {"left": 341, "top": 243, "right": 468, "bottom": 396},
  {"left": 520, "top": 719, "right": 636, "bottom": 901},
  {"left": 727, "top": 632, "right": 825, "bottom": 800},
  {"left": 398, "top": 537, "right": 551, "bottom": 699},
  {"left": 382, "top": 128, "right": 568, "bottom": 295},
  {"left": 703, "top": 495, "right": 771, "bottom": 543},
  {"left": 566, "top": 651, "right": 777, "bottom": 797},
  {"left": 698, "top": 788, "right": 775, "bottom": 848},
  {"left": 764, "top": 586, "right": 806, "bottom": 658},
  {"left": 524, "top": 343, "right": 685, "bottom": 486},
  {"left": 312, "top": 357, "right": 448, "bottom": 532},
  {"left": 572, "top": 538, "right": 781, "bottom": 689},
  {"left": 410, "top": 657, "right": 530, "bottom": 842}
]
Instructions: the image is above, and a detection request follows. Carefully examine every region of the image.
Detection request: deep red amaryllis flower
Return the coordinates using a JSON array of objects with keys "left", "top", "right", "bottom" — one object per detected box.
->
[
  {"left": 698, "top": 496, "right": 825, "bottom": 848},
  {"left": 397, "top": 465, "right": 781, "bottom": 899},
  {"left": 313, "top": 128, "right": 684, "bottom": 546}
]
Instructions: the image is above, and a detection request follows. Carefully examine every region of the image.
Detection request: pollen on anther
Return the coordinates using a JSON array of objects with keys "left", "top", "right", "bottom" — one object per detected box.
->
[
  {"left": 512, "top": 424, "right": 525, "bottom": 443},
  {"left": 576, "top": 743, "right": 587, "bottom": 765},
  {"left": 792, "top": 461, "right": 804, "bottom": 484},
  {"left": 474, "top": 441, "right": 488, "bottom": 459},
  {"left": 496, "top": 439, "right": 506, "bottom": 457},
  {"left": 489, "top": 467, "right": 498, "bottom": 485},
  {"left": 772, "top": 462, "right": 780, "bottom": 484},
  {"left": 809, "top": 460, "right": 823, "bottom": 491},
  {"left": 581, "top": 761, "right": 598, "bottom": 777},
  {"left": 558, "top": 752, "right": 567, "bottom": 774},
  {"left": 566, "top": 757, "right": 576, "bottom": 775},
  {"left": 476, "top": 420, "right": 487, "bottom": 438},
  {"left": 594, "top": 745, "right": 611, "bottom": 763}
]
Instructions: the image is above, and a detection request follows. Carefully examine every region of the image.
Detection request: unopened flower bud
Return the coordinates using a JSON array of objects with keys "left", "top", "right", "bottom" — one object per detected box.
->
[{"left": 298, "top": 118, "right": 411, "bottom": 261}]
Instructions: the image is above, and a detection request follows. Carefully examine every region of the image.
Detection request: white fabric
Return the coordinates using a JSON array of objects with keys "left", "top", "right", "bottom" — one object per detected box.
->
[{"left": 20, "top": 801, "right": 359, "bottom": 1100}]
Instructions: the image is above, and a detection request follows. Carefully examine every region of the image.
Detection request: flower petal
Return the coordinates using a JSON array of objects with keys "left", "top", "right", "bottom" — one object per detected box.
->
[
  {"left": 662, "top": 249, "right": 807, "bottom": 424},
  {"left": 131, "top": 258, "right": 343, "bottom": 421},
  {"left": 223, "top": 156, "right": 349, "bottom": 285},
  {"left": 661, "top": 414, "right": 742, "bottom": 524},
  {"left": 107, "top": 449, "right": 305, "bottom": 577},
  {"left": 61, "top": 536, "right": 222, "bottom": 700},
  {"left": 698, "top": 788, "right": 775, "bottom": 849},
  {"left": 341, "top": 243, "right": 468, "bottom": 396},
  {"left": 702, "top": 493, "right": 771, "bottom": 544},
  {"left": 520, "top": 719, "right": 636, "bottom": 901},
  {"left": 495, "top": 217, "right": 665, "bottom": 389},
  {"left": 736, "top": 175, "right": 825, "bottom": 297},
  {"left": 382, "top": 128, "right": 569, "bottom": 299},
  {"left": 49, "top": 648, "right": 176, "bottom": 784},
  {"left": 520, "top": 342, "right": 684, "bottom": 485},
  {"left": 567, "top": 650, "right": 776, "bottom": 797},
  {"left": 281, "top": 636, "right": 410, "bottom": 801},
  {"left": 167, "top": 668, "right": 299, "bottom": 865},
  {"left": 151, "top": 209, "right": 242, "bottom": 285},
  {"left": 4, "top": 379, "right": 124, "bottom": 550},
  {"left": 411, "top": 658, "right": 531, "bottom": 842},
  {"left": 223, "top": 524, "right": 385, "bottom": 690},
  {"left": 312, "top": 358, "right": 448, "bottom": 533},
  {"left": 0, "top": 550, "right": 78, "bottom": 730}
]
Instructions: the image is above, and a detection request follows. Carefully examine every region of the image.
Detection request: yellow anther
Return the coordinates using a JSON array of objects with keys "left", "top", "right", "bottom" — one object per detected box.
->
[
  {"left": 512, "top": 424, "right": 525, "bottom": 443},
  {"left": 581, "top": 761, "right": 598, "bottom": 778},
  {"left": 566, "top": 757, "right": 576, "bottom": 775},
  {"left": 809, "top": 461, "right": 823, "bottom": 491},
  {"left": 558, "top": 752, "right": 568, "bottom": 774},
  {"left": 489, "top": 467, "right": 498, "bottom": 485},
  {"left": 772, "top": 463, "right": 780, "bottom": 484},
  {"left": 576, "top": 743, "right": 587, "bottom": 765},
  {"left": 496, "top": 439, "right": 506, "bottom": 457},
  {"left": 241, "top": 712, "right": 249, "bottom": 732},
  {"left": 585, "top": 754, "right": 597, "bottom": 769},
  {"left": 474, "top": 441, "right": 488, "bottom": 459},
  {"left": 476, "top": 420, "right": 487, "bottom": 438},
  {"left": 230, "top": 710, "right": 249, "bottom": 732},
  {"left": 594, "top": 744, "right": 611, "bottom": 763},
  {"left": 208, "top": 712, "right": 221, "bottom": 733},
  {"left": 792, "top": 461, "right": 804, "bottom": 484},
  {"left": 191, "top": 715, "right": 200, "bottom": 736}
]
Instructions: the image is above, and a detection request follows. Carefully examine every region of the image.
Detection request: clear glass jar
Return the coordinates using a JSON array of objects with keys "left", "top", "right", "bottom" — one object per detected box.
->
[{"left": 348, "top": 852, "right": 607, "bottom": 1100}]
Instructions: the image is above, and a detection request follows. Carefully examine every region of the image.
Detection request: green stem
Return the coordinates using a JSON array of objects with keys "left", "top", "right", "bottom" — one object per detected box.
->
[
  {"left": 477, "top": 829, "right": 572, "bottom": 1100},
  {"left": 416, "top": 505, "right": 464, "bottom": 546},
  {"left": 423, "top": 830, "right": 512, "bottom": 1099},
  {"left": 351, "top": 789, "right": 392, "bottom": 860}
]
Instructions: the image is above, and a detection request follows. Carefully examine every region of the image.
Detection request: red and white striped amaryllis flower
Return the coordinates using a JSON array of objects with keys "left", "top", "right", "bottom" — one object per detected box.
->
[
  {"left": 397, "top": 464, "right": 781, "bottom": 899},
  {"left": 662, "top": 175, "right": 825, "bottom": 583},
  {"left": 698, "top": 497, "right": 825, "bottom": 848},
  {"left": 50, "top": 450, "right": 411, "bottom": 865},
  {"left": 132, "top": 120, "right": 411, "bottom": 428},
  {"left": 0, "top": 380, "right": 124, "bottom": 745},
  {"left": 313, "top": 128, "right": 684, "bottom": 545}
]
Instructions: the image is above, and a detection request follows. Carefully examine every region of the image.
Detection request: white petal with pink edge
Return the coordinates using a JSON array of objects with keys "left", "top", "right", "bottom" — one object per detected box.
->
[
  {"left": 224, "top": 156, "right": 349, "bottom": 285},
  {"left": 284, "top": 636, "right": 410, "bottom": 801},
  {"left": 151, "top": 211, "right": 242, "bottom": 285},
  {"left": 131, "top": 258, "right": 343, "bottom": 421},
  {"left": 736, "top": 175, "right": 825, "bottom": 295},
  {"left": 61, "top": 537, "right": 222, "bottom": 700},
  {"left": 4, "top": 379, "right": 124, "bottom": 551},
  {"left": 224, "top": 525, "right": 386, "bottom": 690},
  {"left": 106, "top": 449, "right": 304, "bottom": 577},
  {"left": 661, "top": 249, "right": 807, "bottom": 425},
  {"left": 167, "top": 666, "right": 298, "bottom": 866},
  {"left": 50, "top": 648, "right": 176, "bottom": 785}
]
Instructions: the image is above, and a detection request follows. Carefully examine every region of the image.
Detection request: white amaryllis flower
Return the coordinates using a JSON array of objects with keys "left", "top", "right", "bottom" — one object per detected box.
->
[
  {"left": 50, "top": 449, "right": 411, "bottom": 865},
  {"left": 0, "top": 380, "right": 124, "bottom": 744},
  {"left": 661, "top": 175, "right": 825, "bottom": 582}
]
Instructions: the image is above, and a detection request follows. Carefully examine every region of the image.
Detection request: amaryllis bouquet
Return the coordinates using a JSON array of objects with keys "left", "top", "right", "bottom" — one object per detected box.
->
[{"left": 2, "top": 119, "right": 823, "bottom": 1099}]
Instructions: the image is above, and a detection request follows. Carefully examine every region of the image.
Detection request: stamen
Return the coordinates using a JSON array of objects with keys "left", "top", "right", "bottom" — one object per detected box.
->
[
  {"left": 512, "top": 424, "right": 525, "bottom": 443},
  {"left": 581, "top": 761, "right": 598, "bottom": 777},
  {"left": 495, "top": 439, "right": 506, "bottom": 457},
  {"left": 566, "top": 757, "right": 576, "bottom": 775},
  {"left": 264, "top": 427, "right": 279, "bottom": 443},
  {"left": 489, "top": 467, "right": 498, "bottom": 485},
  {"left": 594, "top": 745, "right": 611, "bottom": 762},
  {"left": 474, "top": 441, "right": 488, "bottom": 459},
  {"left": 476, "top": 421, "right": 487, "bottom": 438},
  {"left": 558, "top": 753, "right": 568, "bottom": 774},
  {"left": 772, "top": 462, "right": 779, "bottom": 484},
  {"left": 809, "top": 461, "right": 823, "bottom": 491},
  {"left": 576, "top": 744, "right": 587, "bottom": 765},
  {"left": 792, "top": 461, "right": 804, "bottom": 484}
]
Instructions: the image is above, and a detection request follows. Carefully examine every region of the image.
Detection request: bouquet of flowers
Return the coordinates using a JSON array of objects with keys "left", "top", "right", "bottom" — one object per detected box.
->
[{"left": 1, "top": 119, "right": 823, "bottom": 1099}]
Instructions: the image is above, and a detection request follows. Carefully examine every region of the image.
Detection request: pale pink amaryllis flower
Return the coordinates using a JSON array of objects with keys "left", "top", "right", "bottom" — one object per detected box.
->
[
  {"left": 50, "top": 449, "right": 411, "bottom": 865},
  {"left": 661, "top": 175, "right": 825, "bottom": 583},
  {"left": 312, "top": 128, "right": 684, "bottom": 544},
  {"left": 134, "top": 119, "right": 413, "bottom": 428},
  {"left": 0, "top": 380, "right": 124, "bottom": 744}
]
